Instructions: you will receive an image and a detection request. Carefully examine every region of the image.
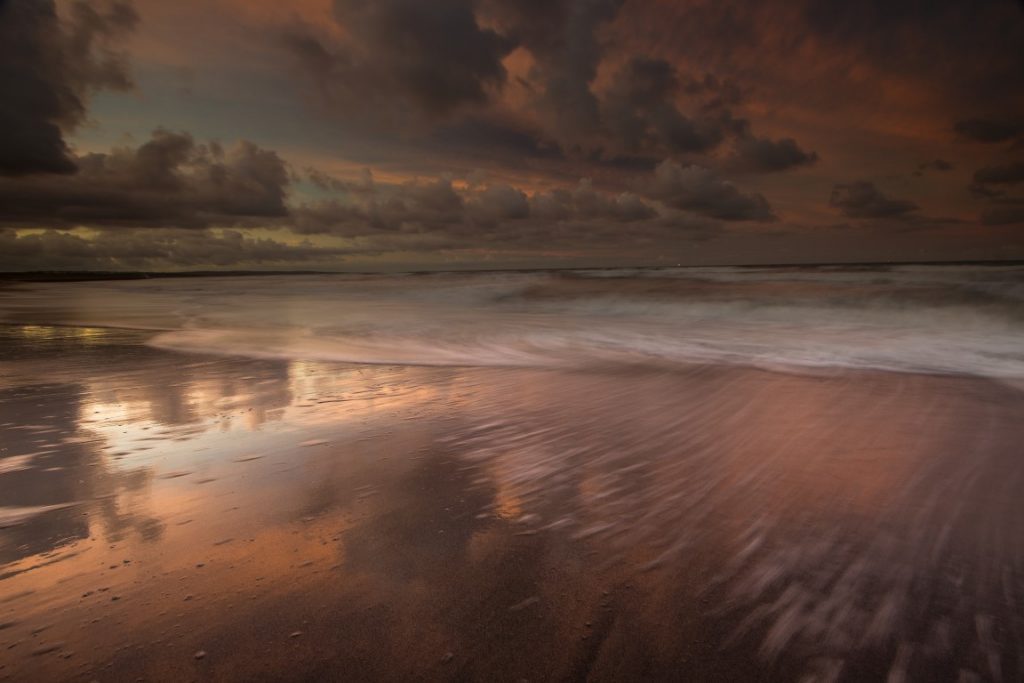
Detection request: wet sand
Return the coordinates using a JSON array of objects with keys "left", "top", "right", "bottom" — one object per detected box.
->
[{"left": 1, "top": 324, "right": 1023, "bottom": 681}]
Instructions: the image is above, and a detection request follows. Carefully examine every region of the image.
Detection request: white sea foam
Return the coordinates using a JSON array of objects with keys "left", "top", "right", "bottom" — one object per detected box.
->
[{"left": 1, "top": 265, "right": 1022, "bottom": 378}]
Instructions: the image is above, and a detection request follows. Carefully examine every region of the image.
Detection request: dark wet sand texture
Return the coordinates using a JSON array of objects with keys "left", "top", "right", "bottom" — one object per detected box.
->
[{"left": 1, "top": 325, "right": 1023, "bottom": 681}]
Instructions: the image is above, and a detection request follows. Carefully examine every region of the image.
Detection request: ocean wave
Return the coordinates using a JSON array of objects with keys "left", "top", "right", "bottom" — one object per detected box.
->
[{"left": 3, "top": 265, "right": 1023, "bottom": 378}]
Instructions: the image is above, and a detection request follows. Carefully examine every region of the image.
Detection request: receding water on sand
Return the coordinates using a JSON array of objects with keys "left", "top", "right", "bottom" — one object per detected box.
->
[{"left": 0, "top": 266, "right": 1023, "bottom": 680}]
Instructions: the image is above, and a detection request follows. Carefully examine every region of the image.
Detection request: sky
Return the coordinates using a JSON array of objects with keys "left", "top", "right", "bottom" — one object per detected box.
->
[{"left": 1, "top": 0, "right": 1023, "bottom": 271}]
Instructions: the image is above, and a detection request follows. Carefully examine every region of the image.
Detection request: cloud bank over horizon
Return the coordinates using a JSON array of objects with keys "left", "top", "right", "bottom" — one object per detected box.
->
[{"left": 1, "top": 0, "right": 1022, "bottom": 270}]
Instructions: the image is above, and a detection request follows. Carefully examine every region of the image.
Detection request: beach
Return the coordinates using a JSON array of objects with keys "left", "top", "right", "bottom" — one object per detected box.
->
[{"left": 1, "top": 267, "right": 1023, "bottom": 680}]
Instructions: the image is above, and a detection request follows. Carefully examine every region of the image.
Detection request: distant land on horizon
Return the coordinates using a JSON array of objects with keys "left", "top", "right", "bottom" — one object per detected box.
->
[{"left": 1, "top": 260, "right": 1023, "bottom": 283}]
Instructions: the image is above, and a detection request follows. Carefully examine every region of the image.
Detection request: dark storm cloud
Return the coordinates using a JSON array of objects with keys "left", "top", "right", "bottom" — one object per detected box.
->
[
  {"left": 0, "top": 228, "right": 350, "bottom": 271},
  {"left": 281, "top": 0, "right": 640, "bottom": 152},
  {"left": 334, "top": 0, "right": 513, "bottom": 114},
  {"left": 573, "top": 55, "right": 808, "bottom": 170},
  {"left": 0, "top": 0, "right": 138, "bottom": 176},
  {"left": 639, "top": 161, "right": 775, "bottom": 222},
  {"left": 973, "top": 162, "right": 1024, "bottom": 186},
  {"left": 278, "top": 0, "right": 823, "bottom": 176},
  {"left": 0, "top": 130, "right": 289, "bottom": 229},
  {"left": 829, "top": 181, "right": 918, "bottom": 219},
  {"left": 953, "top": 118, "right": 1024, "bottom": 144},
  {"left": 730, "top": 136, "right": 819, "bottom": 173},
  {"left": 281, "top": 0, "right": 513, "bottom": 124},
  {"left": 600, "top": 58, "right": 739, "bottom": 156},
  {"left": 483, "top": 0, "right": 626, "bottom": 139}
]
